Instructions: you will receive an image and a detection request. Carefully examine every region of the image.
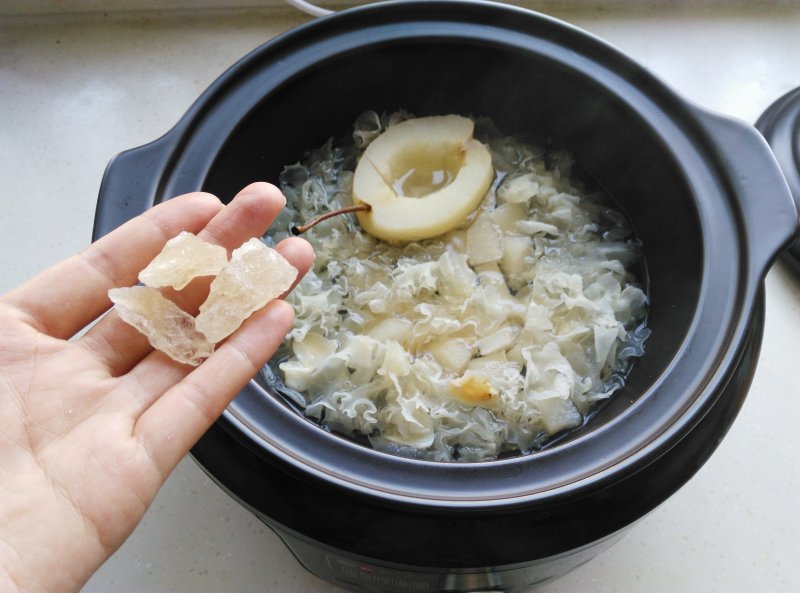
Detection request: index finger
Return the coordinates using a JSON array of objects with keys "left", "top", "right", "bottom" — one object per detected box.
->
[{"left": 1, "top": 192, "right": 224, "bottom": 339}]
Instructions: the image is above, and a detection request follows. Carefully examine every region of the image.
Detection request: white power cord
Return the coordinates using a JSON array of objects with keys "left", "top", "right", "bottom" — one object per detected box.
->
[{"left": 284, "top": 0, "right": 335, "bottom": 17}]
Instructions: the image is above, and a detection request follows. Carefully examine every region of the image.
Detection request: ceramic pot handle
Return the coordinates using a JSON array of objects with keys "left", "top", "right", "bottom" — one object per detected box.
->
[
  {"left": 92, "top": 132, "right": 178, "bottom": 241},
  {"left": 695, "top": 107, "right": 799, "bottom": 273}
]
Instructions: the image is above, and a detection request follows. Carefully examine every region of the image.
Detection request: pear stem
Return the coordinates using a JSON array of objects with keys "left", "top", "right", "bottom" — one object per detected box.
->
[{"left": 291, "top": 203, "right": 372, "bottom": 235}]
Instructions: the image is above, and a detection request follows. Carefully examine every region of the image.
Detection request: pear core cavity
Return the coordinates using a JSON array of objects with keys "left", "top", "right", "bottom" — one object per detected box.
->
[{"left": 352, "top": 115, "right": 494, "bottom": 242}]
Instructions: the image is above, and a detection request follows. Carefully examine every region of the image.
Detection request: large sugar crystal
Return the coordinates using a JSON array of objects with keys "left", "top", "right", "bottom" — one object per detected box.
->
[
  {"left": 196, "top": 238, "right": 298, "bottom": 343},
  {"left": 139, "top": 231, "right": 229, "bottom": 290},
  {"left": 109, "top": 286, "right": 214, "bottom": 366}
]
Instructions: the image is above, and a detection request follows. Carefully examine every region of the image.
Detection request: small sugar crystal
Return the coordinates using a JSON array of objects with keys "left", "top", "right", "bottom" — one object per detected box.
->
[
  {"left": 196, "top": 238, "right": 298, "bottom": 343},
  {"left": 109, "top": 286, "right": 214, "bottom": 366},
  {"left": 139, "top": 231, "right": 229, "bottom": 290}
]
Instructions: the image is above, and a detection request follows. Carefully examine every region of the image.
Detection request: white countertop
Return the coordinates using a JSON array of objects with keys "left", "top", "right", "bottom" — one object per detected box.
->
[{"left": 2, "top": 4, "right": 800, "bottom": 592}]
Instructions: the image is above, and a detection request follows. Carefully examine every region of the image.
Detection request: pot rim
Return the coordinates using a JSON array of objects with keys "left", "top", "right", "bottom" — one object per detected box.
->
[
  {"left": 176, "top": 0, "right": 772, "bottom": 509},
  {"left": 91, "top": 0, "right": 792, "bottom": 511}
]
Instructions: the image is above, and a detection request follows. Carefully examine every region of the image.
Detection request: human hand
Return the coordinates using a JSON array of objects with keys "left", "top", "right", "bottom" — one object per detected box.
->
[{"left": 0, "top": 183, "right": 313, "bottom": 593}]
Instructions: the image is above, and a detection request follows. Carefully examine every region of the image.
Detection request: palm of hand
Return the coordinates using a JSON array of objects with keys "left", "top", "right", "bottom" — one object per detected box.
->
[
  {"left": 0, "top": 322, "right": 163, "bottom": 591},
  {"left": 0, "top": 185, "right": 313, "bottom": 593}
]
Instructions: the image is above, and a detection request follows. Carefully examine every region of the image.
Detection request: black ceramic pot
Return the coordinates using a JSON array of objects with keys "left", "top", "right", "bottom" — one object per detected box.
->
[{"left": 93, "top": 2, "right": 800, "bottom": 592}]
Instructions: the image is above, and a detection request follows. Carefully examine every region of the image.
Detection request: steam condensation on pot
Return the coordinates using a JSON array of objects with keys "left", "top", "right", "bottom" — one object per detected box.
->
[{"left": 262, "top": 111, "right": 650, "bottom": 462}]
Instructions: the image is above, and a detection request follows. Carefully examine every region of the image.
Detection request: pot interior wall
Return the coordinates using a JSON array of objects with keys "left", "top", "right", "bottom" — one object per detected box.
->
[{"left": 204, "top": 41, "right": 703, "bottom": 448}]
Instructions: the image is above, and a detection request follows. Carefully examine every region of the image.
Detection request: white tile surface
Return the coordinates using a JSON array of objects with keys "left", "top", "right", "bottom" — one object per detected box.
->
[
  {"left": 0, "top": 0, "right": 788, "bottom": 17},
  {"left": 2, "top": 5, "right": 799, "bottom": 593}
]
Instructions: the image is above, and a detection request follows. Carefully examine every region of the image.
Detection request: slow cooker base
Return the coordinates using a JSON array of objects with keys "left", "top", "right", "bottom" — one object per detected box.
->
[{"left": 271, "top": 525, "right": 624, "bottom": 593}]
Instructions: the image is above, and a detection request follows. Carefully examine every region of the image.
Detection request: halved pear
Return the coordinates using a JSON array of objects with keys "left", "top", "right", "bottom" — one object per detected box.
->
[{"left": 353, "top": 115, "right": 493, "bottom": 242}]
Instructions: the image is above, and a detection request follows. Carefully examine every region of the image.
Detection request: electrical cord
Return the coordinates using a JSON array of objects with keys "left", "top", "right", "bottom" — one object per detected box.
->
[{"left": 284, "top": 0, "right": 334, "bottom": 16}]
